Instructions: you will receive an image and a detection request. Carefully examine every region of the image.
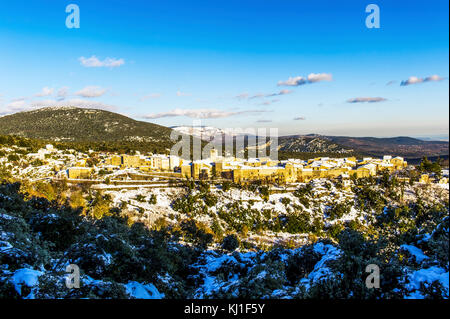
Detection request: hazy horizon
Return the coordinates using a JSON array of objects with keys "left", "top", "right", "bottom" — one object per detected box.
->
[{"left": 1, "top": 105, "right": 449, "bottom": 141}]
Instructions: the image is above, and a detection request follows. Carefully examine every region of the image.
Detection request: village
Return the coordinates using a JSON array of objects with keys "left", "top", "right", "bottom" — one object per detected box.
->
[{"left": 11, "top": 144, "right": 448, "bottom": 188}]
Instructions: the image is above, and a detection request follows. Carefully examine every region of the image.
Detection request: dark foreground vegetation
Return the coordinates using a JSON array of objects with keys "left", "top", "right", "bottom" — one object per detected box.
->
[{"left": 0, "top": 178, "right": 448, "bottom": 299}]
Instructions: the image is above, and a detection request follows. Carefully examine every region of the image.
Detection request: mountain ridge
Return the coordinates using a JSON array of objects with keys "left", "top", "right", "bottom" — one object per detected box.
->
[{"left": 0, "top": 107, "right": 447, "bottom": 159}]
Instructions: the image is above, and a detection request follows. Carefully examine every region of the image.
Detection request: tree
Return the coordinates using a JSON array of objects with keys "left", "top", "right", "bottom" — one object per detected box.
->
[
  {"left": 90, "top": 194, "right": 111, "bottom": 219},
  {"left": 0, "top": 164, "right": 12, "bottom": 181},
  {"left": 327, "top": 202, "right": 351, "bottom": 220},
  {"left": 70, "top": 191, "right": 86, "bottom": 210},
  {"left": 419, "top": 157, "right": 442, "bottom": 178},
  {"left": 7, "top": 154, "right": 20, "bottom": 162},
  {"left": 222, "top": 181, "right": 231, "bottom": 192}
]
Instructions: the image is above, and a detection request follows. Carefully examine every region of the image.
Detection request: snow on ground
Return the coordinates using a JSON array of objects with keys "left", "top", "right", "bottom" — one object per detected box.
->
[
  {"left": 192, "top": 250, "right": 260, "bottom": 298},
  {"left": 405, "top": 266, "right": 449, "bottom": 299},
  {"left": 11, "top": 268, "right": 43, "bottom": 298},
  {"left": 105, "top": 187, "right": 182, "bottom": 225},
  {"left": 400, "top": 244, "right": 429, "bottom": 263},
  {"left": 437, "top": 183, "right": 449, "bottom": 190},
  {"left": 5, "top": 269, "right": 164, "bottom": 299},
  {"left": 192, "top": 242, "right": 345, "bottom": 298},
  {"left": 300, "top": 243, "right": 343, "bottom": 290},
  {"left": 125, "top": 281, "right": 164, "bottom": 299}
]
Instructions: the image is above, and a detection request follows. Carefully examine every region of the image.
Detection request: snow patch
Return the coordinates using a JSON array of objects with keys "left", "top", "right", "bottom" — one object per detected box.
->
[
  {"left": 11, "top": 268, "right": 43, "bottom": 297},
  {"left": 125, "top": 281, "right": 164, "bottom": 299}
]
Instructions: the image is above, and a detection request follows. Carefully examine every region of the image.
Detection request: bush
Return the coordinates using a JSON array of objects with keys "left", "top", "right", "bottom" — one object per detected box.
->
[
  {"left": 135, "top": 194, "right": 146, "bottom": 202},
  {"left": 202, "top": 192, "right": 218, "bottom": 207},
  {"left": 148, "top": 194, "right": 157, "bottom": 205},
  {"left": 327, "top": 201, "right": 351, "bottom": 220},
  {"left": 222, "top": 181, "right": 232, "bottom": 192},
  {"left": 259, "top": 186, "right": 270, "bottom": 202},
  {"left": 7, "top": 154, "right": 20, "bottom": 162},
  {"left": 180, "top": 219, "right": 214, "bottom": 249},
  {"left": 222, "top": 234, "right": 240, "bottom": 252},
  {"left": 280, "top": 197, "right": 291, "bottom": 206},
  {"left": 285, "top": 245, "right": 321, "bottom": 284},
  {"left": 285, "top": 213, "right": 311, "bottom": 234}
]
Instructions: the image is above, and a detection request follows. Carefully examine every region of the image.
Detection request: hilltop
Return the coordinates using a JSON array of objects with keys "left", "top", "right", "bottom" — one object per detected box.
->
[
  {"left": 0, "top": 107, "right": 172, "bottom": 143},
  {"left": 0, "top": 107, "right": 181, "bottom": 154},
  {"left": 278, "top": 135, "right": 352, "bottom": 154}
]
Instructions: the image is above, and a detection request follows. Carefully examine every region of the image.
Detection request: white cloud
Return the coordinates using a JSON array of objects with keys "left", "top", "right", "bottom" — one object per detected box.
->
[
  {"left": 143, "top": 108, "right": 268, "bottom": 119},
  {"left": 2, "top": 100, "right": 29, "bottom": 114},
  {"left": 400, "top": 76, "right": 422, "bottom": 86},
  {"left": 247, "top": 90, "right": 292, "bottom": 100},
  {"left": 278, "top": 76, "right": 307, "bottom": 86},
  {"left": 256, "top": 119, "right": 272, "bottom": 123},
  {"left": 293, "top": 116, "right": 306, "bottom": 120},
  {"left": 267, "top": 89, "right": 292, "bottom": 97},
  {"left": 35, "top": 87, "right": 54, "bottom": 97},
  {"left": 75, "top": 86, "right": 107, "bottom": 98},
  {"left": 400, "top": 75, "right": 445, "bottom": 86},
  {"left": 424, "top": 75, "right": 445, "bottom": 82},
  {"left": 7, "top": 100, "right": 28, "bottom": 108},
  {"left": 307, "top": 73, "right": 333, "bottom": 83},
  {"left": 278, "top": 73, "right": 332, "bottom": 86},
  {"left": 346, "top": 97, "right": 387, "bottom": 103},
  {"left": 79, "top": 55, "right": 125, "bottom": 68}
]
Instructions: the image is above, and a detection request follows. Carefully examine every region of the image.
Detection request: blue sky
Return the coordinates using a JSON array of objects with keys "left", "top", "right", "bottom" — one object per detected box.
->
[{"left": 0, "top": 0, "right": 448, "bottom": 137}]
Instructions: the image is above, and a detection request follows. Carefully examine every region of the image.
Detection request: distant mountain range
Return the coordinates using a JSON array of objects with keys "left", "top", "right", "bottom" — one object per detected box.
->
[
  {"left": 320, "top": 135, "right": 448, "bottom": 158},
  {"left": 0, "top": 107, "right": 448, "bottom": 159},
  {"left": 414, "top": 134, "right": 449, "bottom": 142},
  {"left": 171, "top": 125, "right": 248, "bottom": 142}
]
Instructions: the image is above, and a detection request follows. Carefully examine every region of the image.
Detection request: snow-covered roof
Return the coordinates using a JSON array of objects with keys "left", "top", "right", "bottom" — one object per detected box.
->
[{"left": 360, "top": 163, "right": 377, "bottom": 170}]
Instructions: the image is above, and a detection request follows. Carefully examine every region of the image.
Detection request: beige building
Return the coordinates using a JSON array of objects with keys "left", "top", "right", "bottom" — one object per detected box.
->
[{"left": 67, "top": 167, "right": 92, "bottom": 179}]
